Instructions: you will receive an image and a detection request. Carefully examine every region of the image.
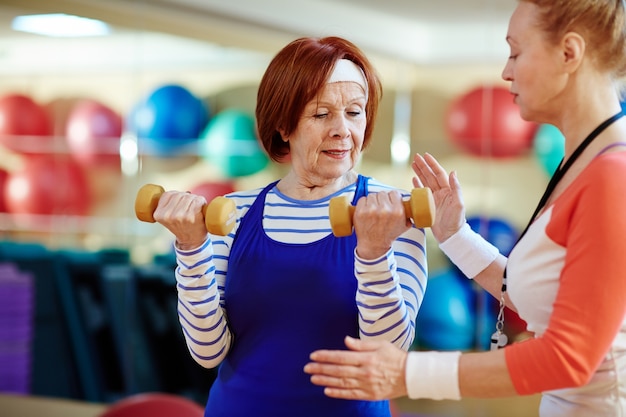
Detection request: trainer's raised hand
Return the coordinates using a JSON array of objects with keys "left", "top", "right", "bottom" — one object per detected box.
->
[{"left": 411, "top": 153, "right": 465, "bottom": 243}]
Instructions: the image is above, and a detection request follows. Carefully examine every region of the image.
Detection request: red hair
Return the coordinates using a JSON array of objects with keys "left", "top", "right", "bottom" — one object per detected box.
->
[{"left": 255, "top": 36, "right": 382, "bottom": 163}]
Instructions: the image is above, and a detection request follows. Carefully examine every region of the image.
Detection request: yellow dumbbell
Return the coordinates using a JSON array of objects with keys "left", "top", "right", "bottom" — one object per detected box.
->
[
  {"left": 134, "top": 183, "right": 236, "bottom": 236},
  {"left": 329, "top": 188, "right": 436, "bottom": 237}
]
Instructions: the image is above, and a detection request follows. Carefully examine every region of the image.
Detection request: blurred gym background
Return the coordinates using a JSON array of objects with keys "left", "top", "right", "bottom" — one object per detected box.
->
[{"left": 0, "top": 0, "right": 579, "bottom": 415}]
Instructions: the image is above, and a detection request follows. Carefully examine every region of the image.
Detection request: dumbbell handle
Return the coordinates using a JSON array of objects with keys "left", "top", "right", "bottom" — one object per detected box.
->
[
  {"left": 329, "top": 188, "right": 435, "bottom": 237},
  {"left": 134, "top": 184, "right": 236, "bottom": 236},
  {"left": 344, "top": 200, "right": 421, "bottom": 223}
]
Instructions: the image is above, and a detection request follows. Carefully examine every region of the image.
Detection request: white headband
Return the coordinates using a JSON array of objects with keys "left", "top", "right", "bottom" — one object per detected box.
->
[{"left": 327, "top": 59, "right": 368, "bottom": 99}]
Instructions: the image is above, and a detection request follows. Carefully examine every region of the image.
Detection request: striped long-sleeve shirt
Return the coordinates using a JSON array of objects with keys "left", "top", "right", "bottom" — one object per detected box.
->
[{"left": 174, "top": 178, "right": 428, "bottom": 369}]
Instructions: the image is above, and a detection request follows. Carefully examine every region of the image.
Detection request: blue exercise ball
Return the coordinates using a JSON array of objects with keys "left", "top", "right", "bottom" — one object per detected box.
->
[
  {"left": 473, "top": 286, "right": 499, "bottom": 351},
  {"left": 467, "top": 215, "right": 518, "bottom": 257},
  {"left": 533, "top": 123, "right": 564, "bottom": 176},
  {"left": 415, "top": 268, "right": 475, "bottom": 351},
  {"left": 128, "top": 84, "right": 209, "bottom": 157},
  {"left": 465, "top": 215, "right": 519, "bottom": 349},
  {"left": 199, "top": 109, "right": 269, "bottom": 178}
]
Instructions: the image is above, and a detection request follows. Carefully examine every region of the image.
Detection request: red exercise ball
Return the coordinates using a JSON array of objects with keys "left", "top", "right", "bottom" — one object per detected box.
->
[
  {"left": 100, "top": 393, "right": 204, "bottom": 417},
  {"left": 66, "top": 99, "right": 123, "bottom": 167},
  {"left": 44, "top": 97, "right": 86, "bottom": 137},
  {"left": 389, "top": 400, "right": 401, "bottom": 417},
  {"left": 4, "top": 155, "right": 91, "bottom": 216},
  {"left": 445, "top": 85, "right": 538, "bottom": 158},
  {"left": 0, "top": 168, "right": 8, "bottom": 213},
  {"left": 190, "top": 180, "right": 236, "bottom": 203},
  {"left": 0, "top": 94, "right": 52, "bottom": 154},
  {"left": 504, "top": 306, "right": 528, "bottom": 339}
]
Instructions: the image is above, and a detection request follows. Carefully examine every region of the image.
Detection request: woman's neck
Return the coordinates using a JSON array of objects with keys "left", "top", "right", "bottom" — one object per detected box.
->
[{"left": 277, "top": 170, "right": 358, "bottom": 200}]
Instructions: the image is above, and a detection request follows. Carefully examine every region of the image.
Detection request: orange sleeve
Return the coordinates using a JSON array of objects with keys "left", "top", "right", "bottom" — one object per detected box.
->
[{"left": 505, "top": 157, "right": 626, "bottom": 394}]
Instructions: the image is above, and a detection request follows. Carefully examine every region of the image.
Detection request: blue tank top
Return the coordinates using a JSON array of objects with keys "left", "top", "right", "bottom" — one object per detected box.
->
[{"left": 204, "top": 175, "right": 391, "bottom": 417}]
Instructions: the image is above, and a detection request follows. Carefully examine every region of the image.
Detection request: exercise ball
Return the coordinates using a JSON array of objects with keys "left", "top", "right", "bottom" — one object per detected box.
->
[
  {"left": 467, "top": 215, "right": 518, "bottom": 257},
  {"left": 389, "top": 401, "right": 401, "bottom": 417},
  {"left": 445, "top": 85, "right": 538, "bottom": 158},
  {"left": 66, "top": 99, "right": 123, "bottom": 167},
  {"left": 44, "top": 97, "right": 85, "bottom": 137},
  {"left": 415, "top": 268, "right": 475, "bottom": 351},
  {"left": 199, "top": 109, "right": 269, "bottom": 178},
  {"left": 100, "top": 393, "right": 204, "bottom": 417},
  {"left": 473, "top": 287, "right": 499, "bottom": 351},
  {"left": 190, "top": 180, "right": 236, "bottom": 203},
  {"left": 0, "top": 94, "right": 52, "bottom": 154},
  {"left": 466, "top": 215, "right": 520, "bottom": 349},
  {"left": 504, "top": 306, "right": 528, "bottom": 340},
  {"left": 533, "top": 123, "right": 564, "bottom": 176},
  {"left": 0, "top": 168, "right": 7, "bottom": 212},
  {"left": 128, "top": 84, "right": 209, "bottom": 157},
  {"left": 4, "top": 156, "right": 91, "bottom": 216}
]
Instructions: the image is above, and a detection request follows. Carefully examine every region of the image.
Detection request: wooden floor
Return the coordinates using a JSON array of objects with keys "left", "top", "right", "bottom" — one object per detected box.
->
[
  {"left": 0, "top": 393, "right": 542, "bottom": 417},
  {"left": 0, "top": 394, "right": 106, "bottom": 417},
  {"left": 395, "top": 395, "right": 541, "bottom": 417}
]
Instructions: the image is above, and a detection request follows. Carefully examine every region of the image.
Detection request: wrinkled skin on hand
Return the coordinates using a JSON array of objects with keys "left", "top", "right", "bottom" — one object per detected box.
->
[
  {"left": 353, "top": 190, "right": 412, "bottom": 259},
  {"left": 304, "top": 336, "right": 408, "bottom": 401},
  {"left": 152, "top": 190, "right": 208, "bottom": 250},
  {"left": 411, "top": 153, "right": 466, "bottom": 243}
]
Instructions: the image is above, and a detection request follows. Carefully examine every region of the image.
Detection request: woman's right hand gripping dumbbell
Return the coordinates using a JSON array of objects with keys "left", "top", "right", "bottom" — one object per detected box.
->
[{"left": 153, "top": 190, "right": 210, "bottom": 250}]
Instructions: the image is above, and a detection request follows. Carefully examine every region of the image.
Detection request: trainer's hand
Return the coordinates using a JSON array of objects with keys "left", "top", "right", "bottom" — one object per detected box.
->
[
  {"left": 304, "top": 336, "right": 408, "bottom": 401},
  {"left": 412, "top": 153, "right": 465, "bottom": 243}
]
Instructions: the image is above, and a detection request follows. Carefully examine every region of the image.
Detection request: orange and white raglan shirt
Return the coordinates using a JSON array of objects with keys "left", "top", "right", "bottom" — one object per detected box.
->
[{"left": 505, "top": 151, "right": 626, "bottom": 416}]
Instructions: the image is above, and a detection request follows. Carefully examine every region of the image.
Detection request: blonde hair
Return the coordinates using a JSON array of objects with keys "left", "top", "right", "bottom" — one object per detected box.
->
[{"left": 521, "top": 0, "right": 626, "bottom": 78}]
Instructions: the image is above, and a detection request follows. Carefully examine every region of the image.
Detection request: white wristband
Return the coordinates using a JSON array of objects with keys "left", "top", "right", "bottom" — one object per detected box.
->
[
  {"left": 438, "top": 222, "right": 499, "bottom": 278},
  {"left": 405, "top": 351, "right": 462, "bottom": 400}
]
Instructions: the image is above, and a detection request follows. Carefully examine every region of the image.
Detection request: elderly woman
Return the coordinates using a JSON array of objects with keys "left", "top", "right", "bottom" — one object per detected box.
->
[{"left": 153, "top": 36, "right": 428, "bottom": 417}]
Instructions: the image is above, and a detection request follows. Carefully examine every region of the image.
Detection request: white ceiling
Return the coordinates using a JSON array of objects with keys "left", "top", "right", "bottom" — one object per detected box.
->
[
  {"left": 160, "top": 0, "right": 516, "bottom": 63},
  {"left": 0, "top": 0, "right": 517, "bottom": 75}
]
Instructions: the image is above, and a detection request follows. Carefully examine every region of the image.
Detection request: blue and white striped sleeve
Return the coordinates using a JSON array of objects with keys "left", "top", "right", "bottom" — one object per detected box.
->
[
  {"left": 354, "top": 225, "right": 427, "bottom": 351},
  {"left": 174, "top": 189, "right": 259, "bottom": 369},
  {"left": 175, "top": 238, "right": 232, "bottom": 368}
]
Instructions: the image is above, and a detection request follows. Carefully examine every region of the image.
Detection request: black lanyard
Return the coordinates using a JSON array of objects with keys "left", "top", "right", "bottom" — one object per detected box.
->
[
  {"left": 492, "top": 110, "right": 625, "bottom": 349},
  {"left": 516, "top": 110, "right": 625, "bottom": 246},
  {"left": 502, "top": 110, "right": 625, "bottom": 285}
]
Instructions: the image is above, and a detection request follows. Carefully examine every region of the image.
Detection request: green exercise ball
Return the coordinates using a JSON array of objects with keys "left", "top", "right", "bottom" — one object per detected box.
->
[
  {"left": 533, "top": 123, "right": 564, "bottom": 176},
  {"left": 199, "top": 109, "right": 269, "bottom": 178}
]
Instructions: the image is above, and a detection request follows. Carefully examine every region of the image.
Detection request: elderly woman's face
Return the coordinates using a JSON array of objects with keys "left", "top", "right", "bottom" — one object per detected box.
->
[{"left": 285, "top": 81, "right": 367, "bottom": 182}]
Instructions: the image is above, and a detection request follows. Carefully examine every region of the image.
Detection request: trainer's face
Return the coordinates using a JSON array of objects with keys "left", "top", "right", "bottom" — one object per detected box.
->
[
  {"left": 501, "top": 2, "right": 568, "bottom": 123},
  {"left": 283, "top": 81, "right": 366, "bottom": 183}
]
